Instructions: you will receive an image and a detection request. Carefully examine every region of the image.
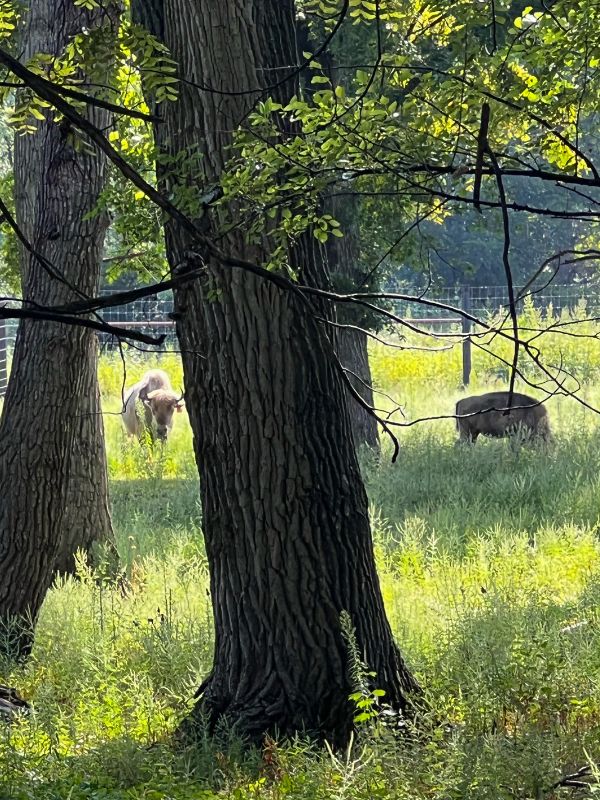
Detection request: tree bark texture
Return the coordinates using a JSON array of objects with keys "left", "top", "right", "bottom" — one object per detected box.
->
[
  {"left": 335, "top": 323, "right": 380, "bottom": 451},
  {"left": 133, "top": 0, "right": 418, "bottom": 745},
  {"left": 325, "top": 199, "right": 380, "bottom": 452},
  {"left": 0, "top": 0, "right": 115, "bottom": 643}
]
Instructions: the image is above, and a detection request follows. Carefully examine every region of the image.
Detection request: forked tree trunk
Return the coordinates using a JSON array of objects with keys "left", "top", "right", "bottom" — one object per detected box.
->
[
  {"left": 133, "top": 0, "right": 418, "bottom": 744},
  {"left": 0, "top": 0, "right": 115, "bottom": 647}
]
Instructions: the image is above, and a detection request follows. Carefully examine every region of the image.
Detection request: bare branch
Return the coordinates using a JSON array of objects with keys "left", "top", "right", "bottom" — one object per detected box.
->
[
  {"left": 485, "top": 142, "right": 519, "bottom": 408},
  {"left": 404, "top": 64, "right": 600, "bottom": 180},
  {"left": 0, "top": 305, "right": 165, "bottom": 345}
]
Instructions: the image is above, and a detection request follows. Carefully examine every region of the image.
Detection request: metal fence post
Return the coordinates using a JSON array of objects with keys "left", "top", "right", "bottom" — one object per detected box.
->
[{"left": 461, "top": 286, "right": 472, "bottom": 386}]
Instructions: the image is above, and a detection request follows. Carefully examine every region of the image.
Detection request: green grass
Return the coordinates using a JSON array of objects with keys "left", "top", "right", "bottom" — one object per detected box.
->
[
  {"left": 369, "top": 297, "right": 600, "bottom": 390},
  {"left": 2, "top": 339, "right": 600, "bottom": 798}
]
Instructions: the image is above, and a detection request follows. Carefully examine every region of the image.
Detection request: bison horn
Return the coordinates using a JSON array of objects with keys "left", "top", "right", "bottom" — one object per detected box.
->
[{"left": 173, "top": 391, "right": 185, "bottom": 410}]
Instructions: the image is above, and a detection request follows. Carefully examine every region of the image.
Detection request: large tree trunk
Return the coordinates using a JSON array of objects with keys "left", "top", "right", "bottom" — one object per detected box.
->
[
  {"left": 326, "top": 199, "right": 380, "bottom": 452},
  {"left": 55, "top": 371, "right": 113, "bottom": 575},
  {"left": 0, "top": 0, "right": 115, "bottom": 648},
  {"left": 336, "top": 325, "right": 380, "bottom": 451},
  {"left": 133, "top": 0, "right": 418, "bottom": 745}
]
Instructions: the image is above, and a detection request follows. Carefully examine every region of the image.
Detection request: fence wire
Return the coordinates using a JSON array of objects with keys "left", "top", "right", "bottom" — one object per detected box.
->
[
  {"left": 386, "top": 282, "right": 600, "bottom": 322},
  {"left": 1, "top": 284, "right": 600, "bottom": 396},
  {"left": 98, "top": 289, "right": 177, "bottom": 350}
]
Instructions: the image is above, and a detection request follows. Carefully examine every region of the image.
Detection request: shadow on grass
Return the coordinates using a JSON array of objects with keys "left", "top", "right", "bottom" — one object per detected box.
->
[
  {"left": 421, "top": 578, "right": 600, "bottom": 737},
  {"left": 110, "top": 478, "right": 202, "bottom": 560},
  {"left": 0, "top": 732, "right": 262, "bottom": 800}
]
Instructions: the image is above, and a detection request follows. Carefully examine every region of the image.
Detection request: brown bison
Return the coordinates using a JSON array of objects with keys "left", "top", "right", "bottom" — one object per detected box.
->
[
  {"left": 455, "top": 391, "right": 551, "bottom": 444},
  {"left": 121, "top": 369, "right": 184, "bottom": 442}
]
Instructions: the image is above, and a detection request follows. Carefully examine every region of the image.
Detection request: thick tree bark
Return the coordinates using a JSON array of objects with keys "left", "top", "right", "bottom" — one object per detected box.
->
[
  {"left": 325, "top": 200, "right": 380, "bottom": 452},
  {"left": 133, "top": 0, "right": 418, "bottom": 745},
  {"left": 336, "top": 324, "right": 380, "bottom": 451},
  {"left": 0, "top": 0, "right": 115, "bottom": 646},
  {"left": 56, "top": 370, "right": 113, "bottom": 575}
]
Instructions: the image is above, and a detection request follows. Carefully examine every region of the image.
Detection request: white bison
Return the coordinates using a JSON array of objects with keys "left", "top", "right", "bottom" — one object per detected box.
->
[{"left": 121, "top": 369, "right": 184, "bottom": 442}]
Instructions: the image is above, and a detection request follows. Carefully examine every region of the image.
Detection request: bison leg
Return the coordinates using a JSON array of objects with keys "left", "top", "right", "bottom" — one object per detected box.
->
[{"left": 456, "top": 421, "right": 478, "bottom": 444}]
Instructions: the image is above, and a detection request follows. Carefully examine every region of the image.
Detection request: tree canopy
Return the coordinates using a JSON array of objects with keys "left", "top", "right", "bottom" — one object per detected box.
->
[{"left": 0, "top": 2, "right": 597, "bottom": 303}]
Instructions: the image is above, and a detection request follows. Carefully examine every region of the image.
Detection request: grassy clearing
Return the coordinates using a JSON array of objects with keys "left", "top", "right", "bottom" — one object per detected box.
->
[{"left": 2, "top": 327, "right": 600, "bottom": 798}]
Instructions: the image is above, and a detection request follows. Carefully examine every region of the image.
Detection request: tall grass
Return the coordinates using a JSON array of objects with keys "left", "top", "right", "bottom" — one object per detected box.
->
[
  {"left": 370, "top": 298, "right": 600, "bottom": 390},
  {"left": 1, "top": 324, "right": 600, "bottom": 798}
]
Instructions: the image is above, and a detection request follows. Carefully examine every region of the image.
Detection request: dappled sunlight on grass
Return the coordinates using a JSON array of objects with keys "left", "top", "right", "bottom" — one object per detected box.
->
[{"left": 2, "top": 348, "right": 600, "bottom": 797}]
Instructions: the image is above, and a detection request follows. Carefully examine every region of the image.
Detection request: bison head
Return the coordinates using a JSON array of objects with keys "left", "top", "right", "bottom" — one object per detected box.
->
[{"left": 143, "top": 389, "right": 185, "bottom": 441}]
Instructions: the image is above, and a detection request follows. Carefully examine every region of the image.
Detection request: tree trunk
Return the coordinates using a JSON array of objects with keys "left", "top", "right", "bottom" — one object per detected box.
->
[
  {"left": 0, "top": 0, "right": 116, "bottom": 649},
  {"left": 325, "top": 199, "right": 380, "bottom": 452},
  {"left": 335, "top": 324, "right": 380, "bottom": 451},
  {"left": 133, "top": 0, "right": 418, "bottom": 745},
  {"left": 55, "top": 369, "right": 113, "bottom": 576}
]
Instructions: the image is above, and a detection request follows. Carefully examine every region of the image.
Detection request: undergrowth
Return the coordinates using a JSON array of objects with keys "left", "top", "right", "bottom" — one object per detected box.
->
[{"left": 1, "top": 337, "right": 600, "bottom": 798}]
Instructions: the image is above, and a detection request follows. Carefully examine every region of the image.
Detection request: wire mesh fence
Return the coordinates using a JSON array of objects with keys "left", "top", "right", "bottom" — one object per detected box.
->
[
  {"left": 0, "top": 318, "right": 13, "bottom": 398},
  {"left": 98, "top": 289, "right": 177, "bottom": 350},
  {"left": 385, "top": 282, "right": 600, "bottom": 323},
  {"left": 1, "top": 283, "right": 600, "bottom": 395},
  {"left": 0, "top": 290, "right": 177, "bottom": 397}
]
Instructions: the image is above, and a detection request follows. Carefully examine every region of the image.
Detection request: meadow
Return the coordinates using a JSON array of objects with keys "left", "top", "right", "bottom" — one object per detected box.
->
[{"left": 3, "top": 306, "right": 600, "bottom": 799}]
